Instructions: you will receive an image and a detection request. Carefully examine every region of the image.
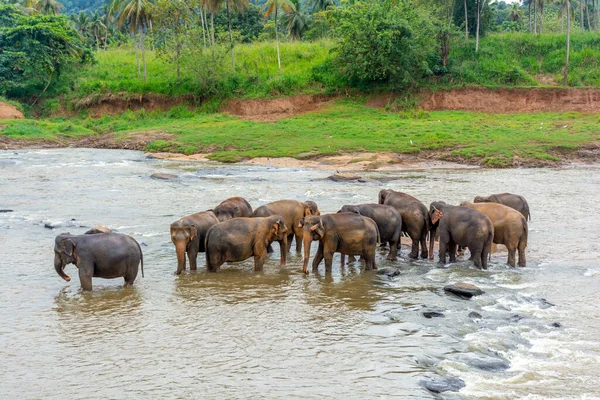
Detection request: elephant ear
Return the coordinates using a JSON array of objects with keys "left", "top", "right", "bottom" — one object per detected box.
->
[
  {"left": 272, "top": 219, "right": 286, "bottom": 236},
  {"left": 430, "top": 207, "right": 443, "bottom": 224},
  {"left": 378, "top": 190, "right": 386, "bottom": 204},
  {"left": 297, "top": 218, "right": 305, "bottom": 228},
  {"left": 62, "top": 239, "right": 75, "bottom": 257},
  {"left": 189, "top": 226, "right": 197, "bottom": 241},
  {"left": 310, "top": 219, "right": 325, "bottom": 237},
  {"left": 302, "top": 203, "right": 312, "bottom": 217}
]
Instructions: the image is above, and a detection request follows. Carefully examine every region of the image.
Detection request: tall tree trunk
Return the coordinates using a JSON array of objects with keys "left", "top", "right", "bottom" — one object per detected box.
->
[
  {"left": 105, "top": 25, "right": 108, "bottom": 50},
  {"left": 596, "top": 0, "right": 599, "bottom": 30},
  {"left": 200, "top": 7, "right": 207, "bottom": 48},
  {"left": 561, "top": 10, "right": 564, "bottom": 32},
  {"left": 581, "top": 0, "right": 585, "bottom": 30},
  {"left": 95, "top": 32, "right": 99, "bottom": 51},
  {"left": 226, "top": 0, "right": 234, "bottom": 71},
  {"left": 475, "top": 0, "right": 480, "bottom": 51},
  {"left": 464, "top": 0, "right": 469, "bottom": 40},
  {"left": 135, "top": 34, "right": 141, "bottom": 78},
  {"left": 539, "top": 1, "right": 543, "bottom": 34},
  {"left": 31, "top": 71, "right": 53, "bottom": 106},
  {"left": 528, "top": 0, "right": 531, "bottom": 32},
  {"left": 275, "top": 7, "right": 281, "bottom": 70},
  {"left": 211, "top": 12, "right": 215, "bottom": 47},
  {"left": 586, "top": 0, "right": 591, "bottom": 29},
  {"left": 564, "top": 0, "right": 570, "bottom": 85},
  {"left": 141, "top": 29, "right": 147, "bottom": 82},
  {"left": 533, "top": 0, "right": 537, "bottom": 36}
]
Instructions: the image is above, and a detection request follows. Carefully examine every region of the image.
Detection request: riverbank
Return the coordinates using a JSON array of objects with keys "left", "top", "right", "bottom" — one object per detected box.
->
[{"left": 2, "top": 99, "right": 600, "bottom": 168}]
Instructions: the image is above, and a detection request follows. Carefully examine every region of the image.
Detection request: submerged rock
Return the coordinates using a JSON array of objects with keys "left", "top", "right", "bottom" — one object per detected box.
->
[
  {"left": 420, "top": 376, "right": 465, "bottom": 393},
  {"left": 468, "top": 311, "right": 483, "bottom": 319},
  {"left": 510, "top": 314, "right": 523, "bottom": 323},
  {"left": 376, "top": 268, "right": 401, "bottom": 278},
  {"left": 0, "top": 209, "right": 13, "bottom": 213},
  {"left": 423, "top": 311, "right": 445, "bottom": 319},
  {"left": 444, "top": 282, "right": 484, "bottom": 299},
  {"left": 151, "top": 173, "right": 178, "bottom": 180},
  {"left": 550, "top": 322, "right": 563, "bottom": 328},
  {"left": 537, "top": 298, "right": 555, "bottom": 309},
  {"left": 328, "top": 173, "right": 362, "bottom": 182},
  {"left": 459, "top": 354, "right": 510, "bottom": 372}
]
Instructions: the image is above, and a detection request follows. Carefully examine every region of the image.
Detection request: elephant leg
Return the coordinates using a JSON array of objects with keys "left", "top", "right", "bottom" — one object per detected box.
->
[
  {"left": 324, "top": 251, "right": 334, "bottom": 273},
  {"left": 188, "top": 247, "right": 199, "bottom": 270},
  {"left": 78, "top": 262, "right": 93, "bottom": 291},
  {"left": 253, "top": 254, "right": 266, "bottom": 271},
  {"left": 295, "top": 234, "right": 302, "bottom": 253},
  {"left": 419, "top": 228, "right": 428, "bottom": 259},
  {"left": 507, "top": 248, "right": 516, "bottom": 267},
  {"left": 518, "top": 242, "right": 526, "bottom": 267},
  {"left": 124, "top": 260, "right": 139, "bottom": 286},
  {"left": 312, "top": 242, "right": 324, "bottom": 272},
  {"left": 267, "top": 243, "right": 274, "bottom": 253},
  {"left": 278, "top": 237, "right": 287, "bottom": 266},
  {"left": 482, "top": 239, "right": 492, "bottom": 270},
  {"left": 387, "top": 240, "right": 398, "bottom": 261},
  {"left": 408, "top": 233, "right": 419, "bottom": 259},
  {"left": 340, "top": 253, "right": 345, "bottom": 267},
  {"left": 438, "top": 240, "right": 448, "bottom": 265},
  {"left": 286, "top": 234, "right": 294, "bottom": 253},
  {"left": 448, "top": 241, "right": 457, "bottom": 263}
]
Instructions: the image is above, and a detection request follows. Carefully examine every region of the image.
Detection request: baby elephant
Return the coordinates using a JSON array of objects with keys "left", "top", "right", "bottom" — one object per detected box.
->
[
  {"left": 474, "top": 193, "right": 531, "bottom": 221},
  {"left": 54, "top": 232, "right": 144, "bottom": 291},
  {"left": 205, "top": 216, "right": 288, "bottom": 272},
  {"left": 301, "top": 213, "right": 379, "bottom": 274},
  {"left": 338, "top": 204, "right": 402, "bottom": 260}
]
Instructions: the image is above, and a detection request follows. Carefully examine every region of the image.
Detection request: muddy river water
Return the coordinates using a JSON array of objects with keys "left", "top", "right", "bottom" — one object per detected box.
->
[{"left": 0, "top": 149, "right": 599, "bottom": 399}]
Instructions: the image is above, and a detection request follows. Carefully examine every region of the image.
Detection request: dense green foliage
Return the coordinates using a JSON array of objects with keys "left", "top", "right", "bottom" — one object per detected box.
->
[
  {"left": 0, "top": 5, "right": 90, "bottom": 99},
  {"left": 3, "top": 100, "right": 598, "bottom": 166}
]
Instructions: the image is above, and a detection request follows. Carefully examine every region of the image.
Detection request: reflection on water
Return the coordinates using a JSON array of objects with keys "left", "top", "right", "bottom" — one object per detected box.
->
[{"left": 0, "top": 148, "right": 599, "bottom": 399}]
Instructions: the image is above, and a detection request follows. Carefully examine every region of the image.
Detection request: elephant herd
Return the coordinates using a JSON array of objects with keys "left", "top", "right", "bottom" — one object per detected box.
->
[{"left": 53, "top": 191, "right": 531, "bottom": 291}]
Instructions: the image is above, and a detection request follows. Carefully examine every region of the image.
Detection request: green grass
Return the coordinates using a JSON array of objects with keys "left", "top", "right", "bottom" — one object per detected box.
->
[
  {"left": 4, "top": 100, "right": 597, "bottom": 167},
  {"left": 0, "top": 118, "right": 95, "bottom": 139}
]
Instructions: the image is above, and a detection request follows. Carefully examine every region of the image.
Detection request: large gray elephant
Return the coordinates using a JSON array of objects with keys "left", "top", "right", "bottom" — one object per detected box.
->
[
  {"left": 54, "top": 232, "right": 144, "bottom": 291},
  {"left": 429, "top": 201, "right": 494, "bottom": 270},
  {"left": 213, "top": 197, "right": 253, "bottom": 222},
  {"left": 337, "top": 204, "right": 402, "bottom": 260},
  {"left": 378, "top": 189, "right": 429, "bottom": 259},
  {"left": 205, "top": 216, "right": 288, "bottom": 272},
  {"left": 300, "top": 213, "right": 379, "bottom": 274},
  {"left": 474, "top": 193, "right": 531, "bottom": 221},
  {"left": 170, "top": 210, "right": 219, "bottom": 274}
]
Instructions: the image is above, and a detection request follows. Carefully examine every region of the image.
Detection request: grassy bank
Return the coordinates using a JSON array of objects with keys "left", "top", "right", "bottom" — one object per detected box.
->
[{"left": 2, "top": 101, "right": 598, "bottom": 167}]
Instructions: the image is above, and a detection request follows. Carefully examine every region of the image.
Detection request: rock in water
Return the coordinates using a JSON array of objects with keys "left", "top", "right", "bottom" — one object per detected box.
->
[
  {"left": 551, "top": 322, "right": 563, "bottom": 328},
  {"left": 459, "top": 354, "right": 510, "bottom": 371},
  {"left": 423, "top": 311, "right": 445, "bottom": 319},
  {"left": 376, "top": 268, "right": 401, "bottom": 278},
  {"left": 151, "top": 173, "right": 178, "bottom": 180},
  {"left": 444, "top": 282, "right": 484, "bottom": 299},
  {"left": 420, "top": 376, "right": 465, "bottom": 393},
  {"left": 468, "top": 311, "right": 483, "bottom": 319},
  {"left": 0, "top": 209, "right": 13, "bottom": 213},
  {"left": 328, "top": 173, "right": 362, "bottom": 182},
  {"left": 510, "top": 314, "right": 523, "bottom": 323}
]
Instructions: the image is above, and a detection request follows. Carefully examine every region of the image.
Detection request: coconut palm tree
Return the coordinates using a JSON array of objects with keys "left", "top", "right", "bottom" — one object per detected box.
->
[
  {"left": 285, "top": 0, "right": 309, "bottom": 40},
  {"left": 509, "top": 2, "right": 523, "bottom": 21},
  {"left": 70, "top": 11, "right": 90, "bottom": 42},
  {"left": 114, "top": 0, "right": 154, "bottom": 81},
  {"left": 310, "top": 0, "right": 334, "bottom": 12},
  {"left": 35, "top": 0, "right": 63, "bottom": 15},
  {"left": 263, "top": 0, "right": 293, "bottom": 70},
  {"left": 225, "top": 0, "right": 248, "bottom": 71},
  {"left": 89, "top": 11, "right": 106, "bottom": 50}
]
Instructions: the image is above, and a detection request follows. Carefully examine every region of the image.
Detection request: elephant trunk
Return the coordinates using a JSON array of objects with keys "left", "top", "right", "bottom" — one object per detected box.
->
[
  {"left": 54, "top": 253, "right": 70, "bottom": 282},
  {"left": 428, "top": 226, "right": 436, "bottom": 260},
  {"left": 175, "top": 241, "right": 187, "bottom": 275},
  {"left": 302, "top": 233, "right": 312, "bottom": 274}
]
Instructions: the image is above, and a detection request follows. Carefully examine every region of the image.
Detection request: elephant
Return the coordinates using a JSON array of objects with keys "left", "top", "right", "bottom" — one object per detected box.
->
[
  {"left": 251, "top": 200, "right": 320, "bottom": 265},
  {"left": 474, "top": 193, "right": 531, "bottom": 221},
  {"left": 300, "top": 213, "right": 379, "bottom": 274},
  {"left": 213, "top": 197, "right": 253, "bottom": 222},
  {"left": 429, "top": 201, "right": 493, "bottom": 270},
  {"left": 461, "top": 202, "right": 528, "bottom": 267},
  {"left": 170, "top": 210, "right": 219, "bottom": 274},
  {"left": 85, "top": 226, "right": 112, "bottom": 234},
  {"left": 54, "top": 232, "right": 144, "bottom": 291},
  {"left": 205, "top": 216, "right": 288, "bottom": 272},
  {"left": 337, "top": 204, "right": 402, "bottom": 260},
  {"left": 378, "top": 189, "right": 429, "bottom": 259}
]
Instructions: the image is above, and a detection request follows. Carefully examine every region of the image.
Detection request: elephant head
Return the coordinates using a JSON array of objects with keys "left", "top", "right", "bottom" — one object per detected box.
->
[
  {"left": 170, "top": 219, "right": 197, "bottom": 274},
  {"left": 474, "top": 195, "right": 491, "bottom": 203},
  {"left": 213, "top": 205, "right": 239, "bottom": 222},
  {"left": 378, "top": 189, "right": 393, "bottom": 205},
  {"left": 303, "top": 201, "right": 321, "bottom": 217},
  {"left": 301, "top": 215, "right": 326, "bottom": 274},
  {"left": 54, "top": 233, "right": 76, "bottom": 282},
  {"left": 337, "top": 205, "right": 360, "bottom": 214},
  {"left": 266, "top": 216, "right": 288, "bottom": 243},
  {"left": 428, "top": 202, "right": 447, "bottom": 260}
]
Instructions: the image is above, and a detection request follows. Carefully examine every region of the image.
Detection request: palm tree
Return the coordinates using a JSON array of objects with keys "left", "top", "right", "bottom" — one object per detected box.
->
[
  {"left": 225, "top": 0, "right": 248, "bottom": 71},
  {"left": 285, "top": 0, "right": 309, "bottom": 40},
  {"left": 538, "top": 0, "right": 545, "bottom": 33},
  {"left": 556, "top": 0, "right": 574, "bottom": 32},
  {"left": 509, "top": 2, "right": 523, "bottom": 21},
  {"left": 263, "top": 0, "right": 293, "bottom": 70},
  {"left": 89, "top": 11, "right": 106, "bottom": 51},
  {"left": 114, "top": 0, "right": 153, "bottom": 81},
  {"left": 564, "top": 0, "right": 571, "bottom": 85},
  {"left": 70, "top": 11, "right": 90, "bottom": 42},
  {"left": 464, "top": 0, "right": 469, "bottom": 39},
  {"left": 205, "top": 0, "right": 221, "bottom": 49},
  {"left": 35, "top": 0, "right": 64, "bottom": 15},
  {"left": 310, "top": 0, "right": 333, "bottom": 12}
]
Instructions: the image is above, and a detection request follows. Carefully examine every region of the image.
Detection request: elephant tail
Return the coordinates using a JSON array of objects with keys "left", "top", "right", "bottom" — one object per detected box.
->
[
  {"left": 525, "top": 203, "right": 531, "bottom": 221},
  {"left": 135, "top": 239, "right": 144, "bottom": 278},
  {"left": 520, "top": 219, "right": 529, "bottom": 249}
]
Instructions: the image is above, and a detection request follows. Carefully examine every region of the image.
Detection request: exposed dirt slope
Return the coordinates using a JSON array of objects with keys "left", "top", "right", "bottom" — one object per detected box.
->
[
  {"left": 0, "top": 102, "right": 24, "bottom": 119},
  {"left": 74, "top": 93, "right": 193, "bottom": 117},
  {"left": 222, "top": 94, "right": 333, "bottom": 122},
  {"left": 421, "top": 87, "right": 600, "bottom": 113}
]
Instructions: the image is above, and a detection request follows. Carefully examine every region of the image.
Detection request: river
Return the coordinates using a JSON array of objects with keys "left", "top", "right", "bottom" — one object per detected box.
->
[{"left": 0, "top": 148, "right": 598, "bottom": 399}]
